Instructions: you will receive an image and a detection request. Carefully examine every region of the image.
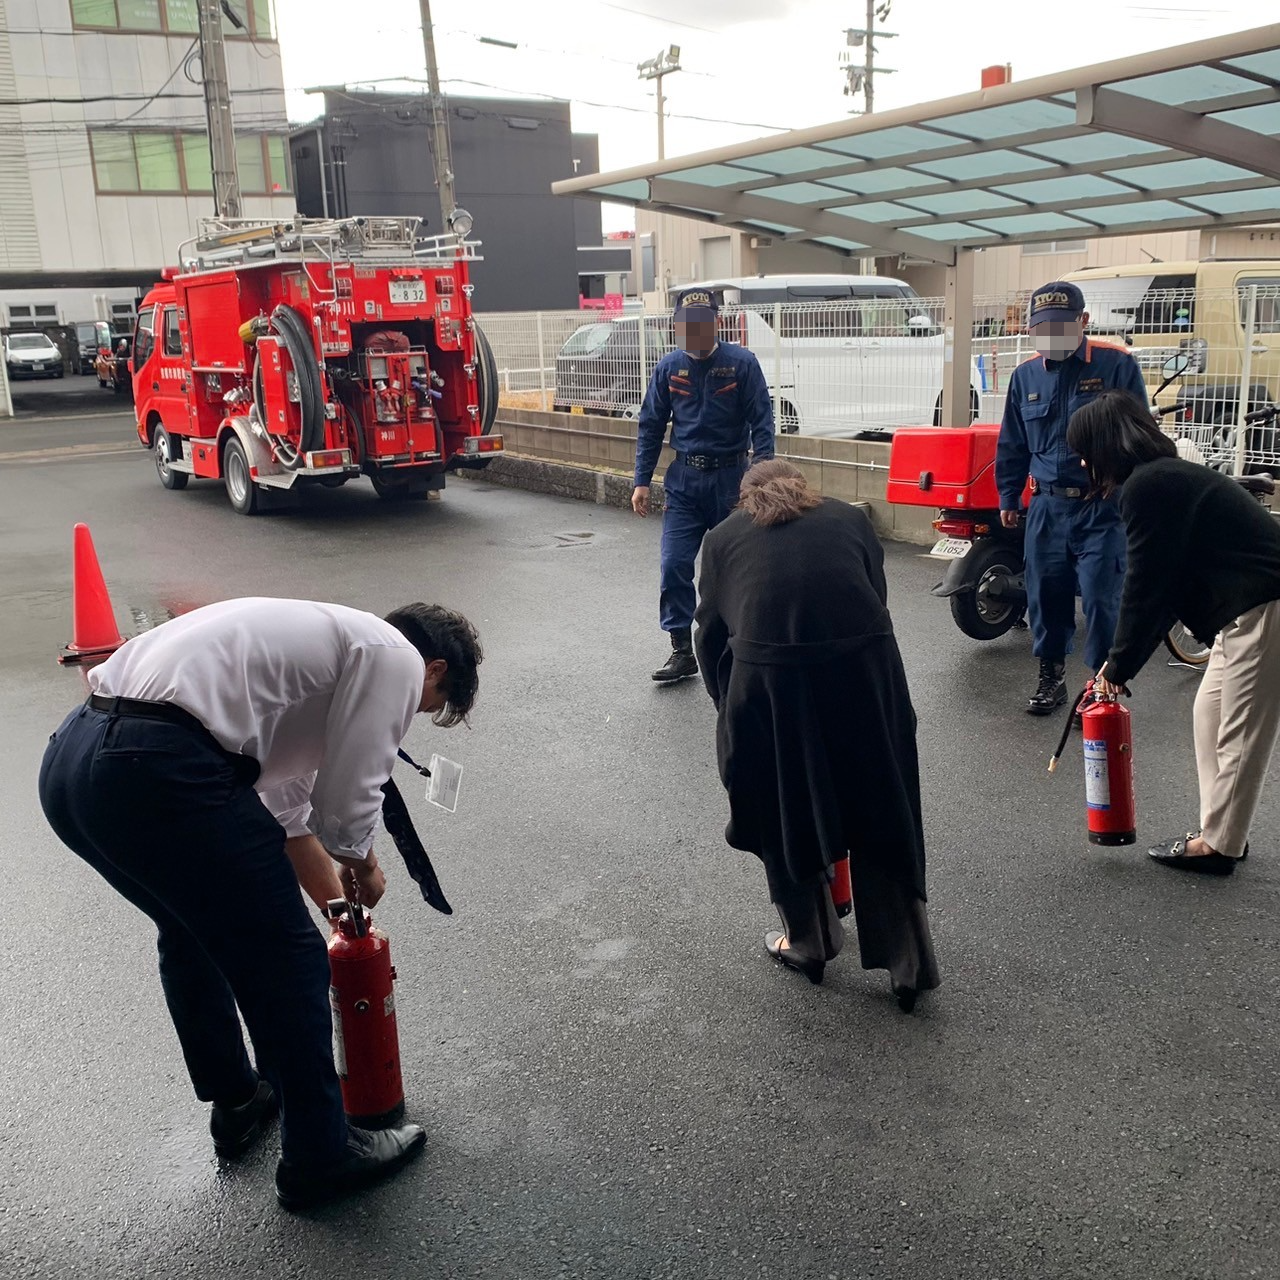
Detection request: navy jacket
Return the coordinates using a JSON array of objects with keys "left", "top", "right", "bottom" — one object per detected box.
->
[
  {"left": 996, "top": 339, "right": 1149, "bottom": 510},
  {"left": 634, "top": 342, "right": 776, "bottom": 488}
]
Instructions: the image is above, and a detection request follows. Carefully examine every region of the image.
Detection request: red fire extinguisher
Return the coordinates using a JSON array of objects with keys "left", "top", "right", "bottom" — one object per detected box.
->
[
  {"left": 326, "top": 898, "right": 405, "bottom": 1128},
  {"left": 830, "top": 856, "right": 853, "bottom": 918},
  {"left": 1049, "top": 682, "right": 1136, "bottom": 846}
]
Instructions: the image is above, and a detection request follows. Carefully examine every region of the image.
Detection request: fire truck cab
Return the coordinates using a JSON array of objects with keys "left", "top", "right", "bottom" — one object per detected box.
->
[{"left": 133, "top": 215, "right": 502, "bottom": 514}]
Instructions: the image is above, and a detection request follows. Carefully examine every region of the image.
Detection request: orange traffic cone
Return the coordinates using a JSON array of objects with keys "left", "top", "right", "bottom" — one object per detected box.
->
[{"left": 58, "top": 523, "right": 126, "bottom": 664}]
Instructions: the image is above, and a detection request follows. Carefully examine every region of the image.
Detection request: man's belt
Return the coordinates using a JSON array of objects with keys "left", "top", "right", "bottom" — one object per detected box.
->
[
  {"left": 1030, "top": 479, "right": 1087, "bottom": 499},
  {"left": 87, "top": 694, "right": 454, "bottom": 915},
  {"left": 676, "top": 450, "right": 748, "bottom": 471},
  {"left": 88, "top": 693, "right": 208, "bottom": 734}
]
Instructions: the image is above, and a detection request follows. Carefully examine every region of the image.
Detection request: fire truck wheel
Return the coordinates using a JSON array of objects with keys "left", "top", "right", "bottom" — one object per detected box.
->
[
  {"left": 223, "top": 438, "right": 261, "bottom": 515},
  {"left": 153, "top": 426, "right": 188, "bottom": 491}
]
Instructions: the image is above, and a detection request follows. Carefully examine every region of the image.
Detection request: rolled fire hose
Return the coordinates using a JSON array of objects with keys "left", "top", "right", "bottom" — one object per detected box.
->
[{"left": 240, "top": 304, "right": 325, "bottom": 467}]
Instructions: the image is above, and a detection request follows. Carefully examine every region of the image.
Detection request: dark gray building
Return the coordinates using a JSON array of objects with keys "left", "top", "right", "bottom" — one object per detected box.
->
[{"left": 291, "top": 92, "right": 601, "bottom": 312}]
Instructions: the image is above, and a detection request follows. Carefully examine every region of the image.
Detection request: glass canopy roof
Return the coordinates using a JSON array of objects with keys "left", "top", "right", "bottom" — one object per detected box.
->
[{"left": 553, "top": 26, "right": 1280, "bottom": 266}]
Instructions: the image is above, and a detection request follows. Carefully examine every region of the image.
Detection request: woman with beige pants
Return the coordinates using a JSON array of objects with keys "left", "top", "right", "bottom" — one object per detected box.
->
[{"left": 1068, "top": 390, "right": 1280, "bottom": 875}]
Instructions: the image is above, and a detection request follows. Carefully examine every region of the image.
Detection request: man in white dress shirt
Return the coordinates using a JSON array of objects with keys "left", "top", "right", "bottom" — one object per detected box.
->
[{"left": 38, "top": 598, "right": 482, "bottom": 1210}]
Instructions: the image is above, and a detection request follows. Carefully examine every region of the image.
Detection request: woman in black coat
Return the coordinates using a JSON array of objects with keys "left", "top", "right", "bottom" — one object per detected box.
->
[
  {"left": 1067, "top": 390, "right": 1280, "bottom": 876},
  {"left": 694, "top": 460, "right": 940, "bottom": 1009}
]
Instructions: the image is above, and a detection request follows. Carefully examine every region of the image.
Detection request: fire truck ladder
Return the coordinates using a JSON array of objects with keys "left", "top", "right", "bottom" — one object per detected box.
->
[{"left": 178, "top": 215, "right": 482, "bottom": 273}]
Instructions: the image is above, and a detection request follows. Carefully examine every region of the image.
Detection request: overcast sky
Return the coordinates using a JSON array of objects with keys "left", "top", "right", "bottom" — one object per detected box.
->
[{"left": 273, "top": 0, "right": 1273, "bottom": 230}]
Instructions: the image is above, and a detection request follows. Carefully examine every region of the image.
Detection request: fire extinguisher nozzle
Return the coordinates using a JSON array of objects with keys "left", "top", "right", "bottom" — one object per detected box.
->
[{"left": 1047, "top": 757, "right": 1059, "bottom": 774}]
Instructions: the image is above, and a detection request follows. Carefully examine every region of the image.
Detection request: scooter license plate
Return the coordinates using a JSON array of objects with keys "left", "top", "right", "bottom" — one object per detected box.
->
[{"left": 930, "top": 537, "right": 972, "bottom": 559}]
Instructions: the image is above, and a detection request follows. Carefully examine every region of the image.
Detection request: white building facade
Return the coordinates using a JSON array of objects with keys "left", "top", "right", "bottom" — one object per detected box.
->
[{"left": 0, "top": 0, "right": 293, "bottom": 331}]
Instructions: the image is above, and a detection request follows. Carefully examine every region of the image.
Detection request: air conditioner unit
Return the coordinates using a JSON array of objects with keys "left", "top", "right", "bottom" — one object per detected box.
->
[{"left": 749, "top": 236, "right": 773, "bottom": 249}]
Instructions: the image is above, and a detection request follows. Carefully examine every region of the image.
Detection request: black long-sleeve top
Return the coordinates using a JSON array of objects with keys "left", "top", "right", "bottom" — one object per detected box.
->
[{"left": 1106, "top": 457, "right": 1280, "bottom": 685}]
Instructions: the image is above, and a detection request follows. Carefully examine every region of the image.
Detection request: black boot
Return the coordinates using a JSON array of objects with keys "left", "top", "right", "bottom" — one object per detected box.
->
[
  {"left": 652, "top": 628, "right": 698, "bottom": 683},
  {"left": 1027, "top": 659, "right": 1067, "bottom": 715}
]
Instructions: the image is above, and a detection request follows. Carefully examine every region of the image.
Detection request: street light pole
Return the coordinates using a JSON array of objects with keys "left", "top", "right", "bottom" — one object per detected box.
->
[
  {"left": 419, "top": 0, "right": 457, "bottom": 230},
  {"left": 637, "top": 46, "right": 682, "bottom": 162}
]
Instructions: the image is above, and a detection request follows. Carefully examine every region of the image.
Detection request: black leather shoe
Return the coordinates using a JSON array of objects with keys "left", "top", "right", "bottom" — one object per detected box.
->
[
  {"left": 1148, "top": 837, "right": 1241, "bottom": 876},
  {"left": 1027, "top": 660, "right": 1067, "bottom": 715},
  {"left": 276, "top": 1124, "right": 427, "bottom": 1211},
  {"left": 764, "top": 931, "right": 824, "bottom": 985},
  {"left": 653, "top": 630, "right": 698, "bottom": 683},
  {"left": 211, "top": 1078, "right": 278, "bottom": 1159}
]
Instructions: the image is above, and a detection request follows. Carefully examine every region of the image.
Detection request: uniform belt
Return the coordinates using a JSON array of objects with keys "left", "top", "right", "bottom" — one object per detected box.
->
[
  {"left": 87, "top": 693, "right": 209, "bottom": 736},
  {"left": 676, "top": 451, "right": 747, "bottom": 471},
  {"left": 1031, "top": 479, "right": 1087, "bottom": 499}
]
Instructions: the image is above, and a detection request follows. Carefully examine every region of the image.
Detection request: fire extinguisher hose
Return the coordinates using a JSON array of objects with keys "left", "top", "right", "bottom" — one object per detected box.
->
[{"left": 1048, "top": 687, "right": 1093, "bottom": 773}]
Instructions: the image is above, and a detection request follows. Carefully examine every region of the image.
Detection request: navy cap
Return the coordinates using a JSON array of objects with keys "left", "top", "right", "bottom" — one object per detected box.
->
[
  {"left": 673, "top": 288, "right": 718, "bottom": 322},
  {"left": 1028, "top": 281, "right": 1086, "bottom": 325}
]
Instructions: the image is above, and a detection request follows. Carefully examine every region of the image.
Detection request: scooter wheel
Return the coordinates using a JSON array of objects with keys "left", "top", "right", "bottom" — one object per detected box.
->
[{"left": 950, "top": 540, "right": 1025, "bottom": 641}]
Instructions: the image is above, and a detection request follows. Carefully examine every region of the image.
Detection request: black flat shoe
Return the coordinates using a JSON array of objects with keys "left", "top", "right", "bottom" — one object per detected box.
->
[
  {"left": 211, "top": 1077, "right": 278, "bottom": 1158},
  {"left": 764, "top": 931, "right": 824, "bottom": 985},
  {"left": 892, "top": 984, "right": 918, "bottom": 1014},
  {"left": 1148, "top": 837, "right": 1241, "bottom": 876},
  {"left": 276, "top": 1123, "right": 427, "bottom": 1211}
]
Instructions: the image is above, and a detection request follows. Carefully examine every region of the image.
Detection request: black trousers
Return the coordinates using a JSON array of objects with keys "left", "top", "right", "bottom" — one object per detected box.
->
[{"left": 38, "top": 704, "right": 348, "bottom": 1165}]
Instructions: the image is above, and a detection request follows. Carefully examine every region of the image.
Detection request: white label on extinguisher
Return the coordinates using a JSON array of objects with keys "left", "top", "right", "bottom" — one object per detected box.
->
[
  {"left": 1083, "top": 738, "right": 1110, "bottom": 810},
  {"left": 329, "top": 986, "right": 347, "bottom": 1078},
  {"left": 384, "top": 991, "right": 396, "bottom": 1018}
]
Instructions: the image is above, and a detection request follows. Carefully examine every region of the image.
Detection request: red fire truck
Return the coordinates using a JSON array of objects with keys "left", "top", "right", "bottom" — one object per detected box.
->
[{"left": 131, "top": 215, "right": 502, "bottom": 514}]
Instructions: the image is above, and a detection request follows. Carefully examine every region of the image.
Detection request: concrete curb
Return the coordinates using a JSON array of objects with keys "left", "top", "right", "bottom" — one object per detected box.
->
[{"left": 460, "top": 455, "right": 668, "bottom": 512}]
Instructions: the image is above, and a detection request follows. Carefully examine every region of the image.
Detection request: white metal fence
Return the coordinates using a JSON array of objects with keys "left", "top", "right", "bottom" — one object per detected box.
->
[{"left": 477, "top": 282, "right": 1280, "bottom": 471}]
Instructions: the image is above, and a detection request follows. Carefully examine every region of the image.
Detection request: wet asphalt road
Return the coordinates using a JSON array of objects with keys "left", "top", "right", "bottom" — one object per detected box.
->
[{"left": 1, "top": 410, "right": 1277, "bottom": 1280}]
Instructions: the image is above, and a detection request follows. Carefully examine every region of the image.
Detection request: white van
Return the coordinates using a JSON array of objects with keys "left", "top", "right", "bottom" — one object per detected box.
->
[{"left": 684, "top": 274, "right": 980, "bottom": 437}]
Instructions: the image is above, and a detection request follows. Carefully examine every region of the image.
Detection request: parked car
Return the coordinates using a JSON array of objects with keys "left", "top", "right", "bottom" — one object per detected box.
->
[
  {"left": 95, "top": 336, "right": 133, "bottom": 396},
  {"left": 73, "top": 320, "right": 111, "bottom": 374},
  {"left": 4, "top": 331, "right": 65, "bottom": 379},
  {"left": 552, "top": 316, "right": 673, "bottom": 418},
  {"left": 552, "top": 273, "right": 980, "bottom": 437}
]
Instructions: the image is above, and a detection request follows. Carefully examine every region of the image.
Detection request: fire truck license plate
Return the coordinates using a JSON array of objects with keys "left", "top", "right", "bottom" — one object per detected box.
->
[
  {"left": 389, "top": 280, "right": 427, "bottom": 305},
  {"left": 930, "top": 537, "right": 972, "bottom": 559}
]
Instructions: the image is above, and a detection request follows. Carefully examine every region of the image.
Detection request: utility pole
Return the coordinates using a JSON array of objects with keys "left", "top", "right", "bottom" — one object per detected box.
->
[
  {"left": 196, "top": 0, "right": 241, "bottom": 218},
  {"left": 841, "top": 1, "right": 897, "bottom": 116},
  {"left": 637, "top": 46, "right": 682, "bottom": 161},
  {"left": 419, "top": 0, "right": 457, "bottom": 230}
]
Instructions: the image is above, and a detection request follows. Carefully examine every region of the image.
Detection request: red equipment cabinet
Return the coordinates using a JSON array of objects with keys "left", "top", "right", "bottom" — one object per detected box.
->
[
  {"left": 887, "top": 423, "right": 1004, "bottom": 510},
  {"left": 131, "top": 216, "right": 504, "bottom": 515}
]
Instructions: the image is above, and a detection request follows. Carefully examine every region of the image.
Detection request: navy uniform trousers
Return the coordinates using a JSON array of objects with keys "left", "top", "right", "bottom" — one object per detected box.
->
[
  {"left": 659, "top": 455, "right": 748, "bottom": 633},
  {"left": 1025, "top": 493, "right": 1127, "bottom": 671},
  {"left": 38, "top": 703, "right": 348, "bottom": 1166}
]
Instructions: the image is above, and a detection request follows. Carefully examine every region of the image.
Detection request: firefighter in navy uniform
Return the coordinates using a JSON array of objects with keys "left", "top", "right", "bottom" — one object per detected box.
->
[
  {"left": 632, "top": 288, "right": 775, "bottom": 682},
  {"left": 996, "top": 281, "right": 1150, "bottom": 715}
]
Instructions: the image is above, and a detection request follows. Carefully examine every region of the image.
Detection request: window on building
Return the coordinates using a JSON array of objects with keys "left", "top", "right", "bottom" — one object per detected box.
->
[
  {"left": 181, "top": 133, "right": 214, "bottom": 192},
  {"left": 7, "top": 303, "right": 59, "bottom": 327},
  {"left": 90, "top": 130, "right": 291, "bottom": 195},
  {"left": 236, "top": 135, "right": 267, "bottom": 195},
  {"left": 72, "top": 0, "right": 275, "bottom": 37},
  {"left": 1022, "top": 240, "right": 1089, "bottom": 256},
  {"left": 135, "top": 132, "right": 182, "bottom": 191}
]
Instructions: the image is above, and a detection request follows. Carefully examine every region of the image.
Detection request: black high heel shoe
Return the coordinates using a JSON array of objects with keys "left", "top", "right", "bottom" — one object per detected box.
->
[
  {"left": 764, "top": 931, "right": 824, "bottom": 985},
  {"left": 892, "top": 984, "right": 918, "bottom": 1014}
]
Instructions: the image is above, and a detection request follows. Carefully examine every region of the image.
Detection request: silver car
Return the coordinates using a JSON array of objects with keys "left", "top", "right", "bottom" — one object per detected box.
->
[{"left": 5, "top": 331, "right": 65, "bottom": 379}]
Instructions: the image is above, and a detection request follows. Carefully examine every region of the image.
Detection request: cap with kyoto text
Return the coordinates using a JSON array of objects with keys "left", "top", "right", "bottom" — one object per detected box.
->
[
  {"left": 1028, "top": 281, "right": 1086, "bottom": 326},
  {"left": 673, "top": 288, "right": 718, "bottom": 323}
]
